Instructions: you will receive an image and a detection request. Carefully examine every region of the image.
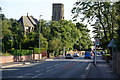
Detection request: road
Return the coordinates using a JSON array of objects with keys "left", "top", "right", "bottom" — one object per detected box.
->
[
  {"left": 2, "top": 56, "right": 92, "bottom": 78},
  {"left": 2, "top": 55, "right": 119, "bottom": 79}
]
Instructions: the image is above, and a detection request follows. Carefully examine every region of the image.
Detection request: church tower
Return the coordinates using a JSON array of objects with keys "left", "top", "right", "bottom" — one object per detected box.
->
[{"left": 52, "top": 3, "right": 64, "bottom": 21}]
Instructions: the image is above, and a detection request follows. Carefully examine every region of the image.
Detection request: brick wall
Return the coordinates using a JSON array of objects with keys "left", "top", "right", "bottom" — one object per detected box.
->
[
  {"left": 0, "top": 56, "right": 14, "bottom": 63},
  {"left": 0, "top": 53, "right": 47, "bottom": 63}
]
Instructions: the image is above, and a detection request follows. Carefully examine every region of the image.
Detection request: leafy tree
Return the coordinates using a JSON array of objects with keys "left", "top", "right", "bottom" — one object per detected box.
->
[
  {"left": 72, "top": 1, "right": 118, "bottom": 49},
  {"left": 2, "top": 15, "right": 13, "bottom": 52},
  {"left": 48, "top": 38, "right": 63, "bottom": 56},
  {"left": 74, "top": 22, "right": 92, "bottom": 50},
  {"left": 10, "top": 18, "right": 23, "bottom": 49},
  {"left": 1, "top": 13, "right": 92, "bottom": 56},
  {"left": 115, "top": 1, "right": 120, "bottom": 51},
  {"left": 40, "top": 33, "right": 48, "bottom": 49}
]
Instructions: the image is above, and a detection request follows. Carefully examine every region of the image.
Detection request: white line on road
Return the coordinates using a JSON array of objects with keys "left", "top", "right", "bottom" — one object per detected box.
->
[
  {"left": 36, "top": 70, "right": 41, "bottom": 72},
  {"left": 86, "top": 63, "right": 91, "bottom": 70},
  {"left": 32, "top": 73, "right": 43, "bottom": 78},
  {"left": 17, "top": 76, "right": 23, "bottom": 78},
  {"left": 46, "top": 69, "right": 52, "bottom": 72}
]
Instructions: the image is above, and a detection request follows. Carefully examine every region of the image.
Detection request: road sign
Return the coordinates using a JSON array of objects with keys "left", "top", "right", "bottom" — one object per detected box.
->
[{"left": 95, "top": 38, "right": 100, "bottom": 45}]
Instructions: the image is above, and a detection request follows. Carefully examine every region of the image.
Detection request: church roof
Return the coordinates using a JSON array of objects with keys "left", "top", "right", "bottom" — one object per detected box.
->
[{"left": 18, "top": 16, "right": 38, "bottom": 27}]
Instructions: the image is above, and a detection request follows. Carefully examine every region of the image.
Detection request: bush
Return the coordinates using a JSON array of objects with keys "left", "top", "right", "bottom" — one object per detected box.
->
[
  {"left": 34, "top": 48, "right": 41, "bottom": 54},
  {"left": 11, "top": 49, "right": 33, "bottom": 56},
  {"left": 2, "top": 53, "right": 12, "bottom": 56}
]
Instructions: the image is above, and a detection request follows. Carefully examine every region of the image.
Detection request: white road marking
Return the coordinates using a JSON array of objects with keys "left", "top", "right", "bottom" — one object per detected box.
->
[
  {"left": 36, "top": 70, "right": 41, "bottom": 72},
  {"left": 17, "top": 76, "right": 23, "bottom": 78},
  {"left": 46, "top": 70, "right": 52, "bottom": 72},
  {"left": 54, "top": 65, "right": 57, "bottom": 66},
  {"left": 86, "top": 63, "right": 91, "bottom": 70},
  {"left": 81, "top": 75, "right": 86, "bottom": 78},
  {"left": 32, "top": 73, "right": 43, "bottom": 78},
  {"left": 81, "top": 75, "right": 85, "bottom": 77}
]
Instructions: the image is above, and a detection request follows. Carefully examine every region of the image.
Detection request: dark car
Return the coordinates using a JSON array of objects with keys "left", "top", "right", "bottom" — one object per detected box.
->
[
  {"left": 65, "top": 54, "right": 73, "bottom": 59},
  {"left": 84, "top": 51, "right": 92, "bottom": 59}
]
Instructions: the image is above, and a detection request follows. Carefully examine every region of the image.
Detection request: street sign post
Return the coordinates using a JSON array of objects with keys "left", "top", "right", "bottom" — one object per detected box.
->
[
  {"left": 94, "top": 38, "right": 100, "bottom": 65},
  {"left": 95, "top": 38, "right": 100, "bottom": 45}
]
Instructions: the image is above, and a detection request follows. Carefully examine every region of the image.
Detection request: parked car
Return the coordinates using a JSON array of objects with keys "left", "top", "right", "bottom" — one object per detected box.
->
[
  {"left": 84, "top": 51, "right": 92, "bottom": 59},
  {"left": 65, "top": 54, "right": 73, "bottom": 59},
  {"left": 73, "top": 53, "right": 79, "bottom": 57}
]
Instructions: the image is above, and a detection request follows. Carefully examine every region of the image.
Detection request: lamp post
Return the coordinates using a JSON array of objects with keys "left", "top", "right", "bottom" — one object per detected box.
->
[
  {"left": 94, "top": 38, "right": 100, "bottom": 65},
  {"left": 80, "top": 37, "right": 81, "bottom": 51},
  {"left": 0, "top": 7, "right": 2, "bottom": 55},
  {"left": 39, "top": 15, "right": 42, "bottom": 53}
]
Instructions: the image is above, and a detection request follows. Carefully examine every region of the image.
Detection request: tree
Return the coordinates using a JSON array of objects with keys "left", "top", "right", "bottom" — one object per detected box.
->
[
  {"left": 2, "top": 15, "right": 13, "bottom": 52},
  {"left": 72, "top": 1, "right": 118, "bottom": 49},
  {"left": 115, "top": 1, "right": 120, "bottom": 51},
  {"left": 48, "top": 38, "right": 63, "bottom": 56},
  {"left": 74, "top": 22, "right": 92, "bottom": 50},
  {"left": 10, "top": 18, "right": 23, "bottom": 49},
  {"left": 0, "top": 7, "right": 2, "bottom": 12},
  {"left": 1, "top": 14, "right": 92, "bottom": 56}
]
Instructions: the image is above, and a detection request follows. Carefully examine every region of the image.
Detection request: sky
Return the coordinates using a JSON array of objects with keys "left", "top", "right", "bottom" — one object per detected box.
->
[
  {"left": 0, "top": 0, "right": 77, "bottom": 20},
  {"left": 0, "top": 0, "right": 94, "bottom": 40}
]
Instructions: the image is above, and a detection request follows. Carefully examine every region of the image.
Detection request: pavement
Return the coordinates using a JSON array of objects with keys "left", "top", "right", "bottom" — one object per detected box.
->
[
  {"left": 85, "top": 55, "right": 120, "bottom": 79},
  {"left": 1, "top": 57, "right": 65, "bottom": 68},
  {"left": 1, "top": 58, "right": 54, "bottom": 68},
  {"left": 86, "top": 62, "right": 119, "bottom": 78}
]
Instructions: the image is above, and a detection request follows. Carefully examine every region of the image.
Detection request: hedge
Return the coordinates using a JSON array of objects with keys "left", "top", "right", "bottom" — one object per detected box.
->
[
  {"left": 34, "top": 48, "right": 41, "bottom": 54},
  {"left": 11, "top": 49, "right": 33, "bottom": 56}
]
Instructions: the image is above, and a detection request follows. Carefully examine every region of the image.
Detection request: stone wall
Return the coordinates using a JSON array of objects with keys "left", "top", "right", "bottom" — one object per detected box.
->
[{"left": 113, "top": 52, "right": 120, "bottom": 75}]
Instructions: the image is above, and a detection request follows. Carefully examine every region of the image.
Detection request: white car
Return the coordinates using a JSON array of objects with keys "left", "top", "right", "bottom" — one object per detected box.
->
[
  {"left": 73, "top": 53, "right": 79, "bottom": 57},
  {"left": 65, "top": 54, "right": 73, "bottom": 59}
]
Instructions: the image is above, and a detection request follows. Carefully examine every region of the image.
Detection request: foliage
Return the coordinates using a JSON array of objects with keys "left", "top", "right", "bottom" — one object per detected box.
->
[
  {"left": 1, "top": 14, "right": 92, "bottom": 56},
  {"left": 11, "top": 50, "right": 33, "bottom": 56},
  {"left": 34, "top": 48, "right": 41, "bottom": 54},
  {"left": 74, "top": 22, "right": 93, "bottom": 50},
  {"left": 2, "top": 53, "right": 12, "bottom": 56},
  {"left": 115, "top": 1, "right": 120, "bottom": 51},
  {"left": 72, "top": 1, "right": 120, "bottom": 49}
]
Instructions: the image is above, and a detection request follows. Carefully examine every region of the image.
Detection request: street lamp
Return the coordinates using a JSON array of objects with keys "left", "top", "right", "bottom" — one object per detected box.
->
[
  {"left": 39, "top": 15, "right": 42, "bottom": 53},
  {"left": 79, "top": 37, "right": 81, "bottom": 51},
  {"left": 0, "top": 7, "right": 2, "bottom": 55}
]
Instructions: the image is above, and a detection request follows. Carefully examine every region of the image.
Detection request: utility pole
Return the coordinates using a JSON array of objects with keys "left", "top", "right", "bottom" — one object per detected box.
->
[
  {"left": 63, "top": 46, "right": 65, "bottom": 57},
  {"left": 94, "top": 43, "right": 97, "bottom": 65},
  {"left": 39, "top": 15, "right": 42, "bottom": 53},
  {"left": 79, "top": 37, "right": 81, "bottom": 54},
  {"left": 0, "top": 7, "right": 2, "bottom": 55}
]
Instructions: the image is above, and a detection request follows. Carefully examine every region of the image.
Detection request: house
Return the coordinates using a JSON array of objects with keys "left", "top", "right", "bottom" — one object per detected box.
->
[{"left": 18, "top": 14, "right": 39, "bottom": 34}]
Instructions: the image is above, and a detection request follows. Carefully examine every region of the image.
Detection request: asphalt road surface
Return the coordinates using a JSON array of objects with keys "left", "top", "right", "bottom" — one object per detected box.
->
[
  {"left": 2, "top": 55, "right": 119, "bottom": 79},
  {"left": 2, "top": 56, "right": 93, "bottom": 78}
]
